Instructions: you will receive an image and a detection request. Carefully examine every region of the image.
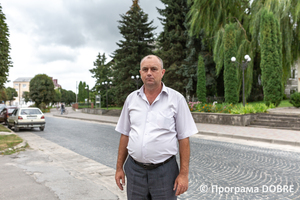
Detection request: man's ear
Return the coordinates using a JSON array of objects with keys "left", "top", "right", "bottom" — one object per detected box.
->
[{"left": 161, "top": 69, "right": 165, "bottom": 78}]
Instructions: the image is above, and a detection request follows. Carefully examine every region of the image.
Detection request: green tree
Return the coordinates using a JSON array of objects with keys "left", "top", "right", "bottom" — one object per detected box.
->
[
  {"left": 52, "top": 89, "right": 61, "bottom": 104},
  {"left": 183, "top": 29, "right": 219, "bottom": 100},
  {"left": 112, "top": 0, "right": 155, "bottom": 105},
  {"left": 61, "top": 89, "right": 76, "bottom": 105},
  {"left": 29, "top": 74, "right": 55, "bottom": 106},
  {"left": 6, "top": 87, "right": 17, "bottom": 105},
  {"left": 260, "top": 9, "right": 282, "bottom": 106},
  {"left": 90, "top": 53, "right": 112, "bottom": 106},
  {"left": 187, "top": 0, "right": 300, "bottom": 100},
  {"left": 90, "top": 53, "right": 112, "bottom": 89},
  {"left": 22, "top": 91, "right": 31, "bottom": 104},
  {"left": 0, "top": 88, "right": 7, "bottom": 103},
  {"left": 224, "top": 23, "right": 238, "bottom": 104},
  {"left": 78, "top": 81, "right": 87, "bottom": 102},
  {"left": 0, "top": 4, "right": 13, "bottom": 88},
  {"left": 157, "top": 0, "right": 189, "bottom": 94},
  {"left": 196, "top": 54, "right": 206, "bottom": 102}
]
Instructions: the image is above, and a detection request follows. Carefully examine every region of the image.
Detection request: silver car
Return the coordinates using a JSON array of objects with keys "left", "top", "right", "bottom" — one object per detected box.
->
[{"left": 7, "top": 107, "right": 46, "bottom": 131}]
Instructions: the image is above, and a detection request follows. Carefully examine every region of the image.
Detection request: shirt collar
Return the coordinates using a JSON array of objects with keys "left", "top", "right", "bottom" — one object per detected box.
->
[{"left": 138, "top": 82, "right": 168, "bottom": 97}]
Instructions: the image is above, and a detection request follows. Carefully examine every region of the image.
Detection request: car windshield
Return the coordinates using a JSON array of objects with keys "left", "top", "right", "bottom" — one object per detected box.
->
[
  {"left": 8, "top": 109, "right": 16, "bottom": 113},
  {"left": 0, "top": 105, "right": 5, "bottom": 111},
  {"left": 20, "top": 109, "right": 42, "bottom": 115}
]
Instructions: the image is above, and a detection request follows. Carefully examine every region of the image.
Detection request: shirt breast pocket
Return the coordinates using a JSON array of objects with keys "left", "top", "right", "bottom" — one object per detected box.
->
[{"left": 156, "top": 110, "right": 175, "bottom": 130}]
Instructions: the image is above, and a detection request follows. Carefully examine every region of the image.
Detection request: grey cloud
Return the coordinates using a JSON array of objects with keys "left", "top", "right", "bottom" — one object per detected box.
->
[{"left": 36, "top": 47, "right": 77, "bottom": 63}]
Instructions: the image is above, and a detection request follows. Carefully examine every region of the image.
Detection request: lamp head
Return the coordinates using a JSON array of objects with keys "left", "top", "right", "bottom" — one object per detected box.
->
[
  {"left": 244, "top": 55, "right": 251, "bottom": 62},
  {"left": 131, "top": 76, "right": 134, "bottom": 79},
  {"left": 231, "top": 57, "right": 236, "bottom": 62}
]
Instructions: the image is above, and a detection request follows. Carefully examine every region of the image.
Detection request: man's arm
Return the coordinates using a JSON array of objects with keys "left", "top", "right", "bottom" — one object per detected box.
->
[
  {"left": 173, "top": 137, "right": 190, "bottom": 196},
  {"left": 115, "top": 134, "right": 129, "bottom": 190}
]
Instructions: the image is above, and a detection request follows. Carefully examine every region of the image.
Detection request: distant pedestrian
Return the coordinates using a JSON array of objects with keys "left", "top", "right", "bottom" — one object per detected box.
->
[
  {"left": 115, "top": 55, "right": 198, "bottom": 199},
  {"left": 61, "top": 103, "right": 65, "bottom": 115}
]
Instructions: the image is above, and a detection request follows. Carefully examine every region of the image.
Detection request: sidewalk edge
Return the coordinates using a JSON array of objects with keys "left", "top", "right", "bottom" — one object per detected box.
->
[
  {"left": 198, "top": 131, "right": 300, "bottom": 147},
  {"left": 53, "top": 115, "right": 118, "bottom": 125}
]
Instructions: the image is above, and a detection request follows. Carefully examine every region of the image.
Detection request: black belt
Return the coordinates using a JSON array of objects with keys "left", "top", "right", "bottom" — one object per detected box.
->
[{"left": 131, "top": 155, "right": 175, "bottom": 170}]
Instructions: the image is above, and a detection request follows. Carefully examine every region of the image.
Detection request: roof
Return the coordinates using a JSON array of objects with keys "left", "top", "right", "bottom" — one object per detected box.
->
[{"left": 13, "top": 77, "right": 33, "bottom": 82}]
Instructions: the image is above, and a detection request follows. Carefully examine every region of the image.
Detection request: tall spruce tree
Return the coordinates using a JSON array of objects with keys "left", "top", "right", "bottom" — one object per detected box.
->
[
  {"left": 0, "top": 4, "right": 13, "bottom": 88},
  {"left": 260, "top": 9, "right": 282, "bottom": 106},
  {"left": 112, "top": 0, "right": 155, "bottom": 106},
  {"left": 157, "top": 0, "right": 189, "bottom": 94},
  {"left": 224, "top": 23, "right": 238, "bottom": 104}
]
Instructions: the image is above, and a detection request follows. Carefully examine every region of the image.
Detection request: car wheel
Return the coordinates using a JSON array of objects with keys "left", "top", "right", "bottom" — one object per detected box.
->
[
  {"left": 14, "top": 124, "right": 19, "bottom": 132},
  {"left": 7, "top": 123, "right": 12, "bottom": 129},
  {"left": 39, "top": 127, "right": 44, "bottom": 131}
]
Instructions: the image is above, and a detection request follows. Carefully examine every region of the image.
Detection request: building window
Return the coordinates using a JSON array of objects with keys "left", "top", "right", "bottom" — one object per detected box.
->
[
  {"left": 23, "top": 84, "right": 26, "bottom": 88},
  {"left": 291, "top": 69, "right": 296, "bottom": 79},
  {"left": 16, "top": 88, "right": 18, "bottom": 91},
  {"left": 15, "top": 83, "right": 19, "bottom": 86}
]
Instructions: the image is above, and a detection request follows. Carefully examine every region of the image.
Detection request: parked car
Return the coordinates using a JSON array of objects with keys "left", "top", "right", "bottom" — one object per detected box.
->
[
  {"left": 7, "top": 107, "right": 46, "bottom": 131},
  {"left": 0, "top": 104, "right": 6, "bottom": 112},
  {"left": 0, "top": 106, "right": 17, "bottom": 124}
]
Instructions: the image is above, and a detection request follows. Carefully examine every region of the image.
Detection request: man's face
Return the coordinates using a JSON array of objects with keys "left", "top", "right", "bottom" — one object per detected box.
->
[{"left": 139, "top": 56, "right": 165, "bottom": 88}]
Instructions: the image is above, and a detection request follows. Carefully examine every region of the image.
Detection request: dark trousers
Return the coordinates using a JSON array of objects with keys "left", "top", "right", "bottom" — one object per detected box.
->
[{"left": 124, "top": 156, "right": 179, "bottom": 200}]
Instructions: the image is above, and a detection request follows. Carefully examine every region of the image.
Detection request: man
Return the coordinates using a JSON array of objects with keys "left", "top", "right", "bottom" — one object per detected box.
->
[
  {"left": 115, "top": 55, "right": 198, "bottom": 199},
  {"left": 61, "top": 103, "right": 65, "bottom": 115}
]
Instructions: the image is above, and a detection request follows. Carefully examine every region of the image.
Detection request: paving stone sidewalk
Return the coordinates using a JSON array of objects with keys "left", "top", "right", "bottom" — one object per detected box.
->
[{"left": 52, "top": 107, "right": 300, "bottom": 147}]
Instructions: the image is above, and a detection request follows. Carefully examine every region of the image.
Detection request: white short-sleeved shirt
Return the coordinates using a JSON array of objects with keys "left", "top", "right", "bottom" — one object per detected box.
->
[{"left": 115, "top": 84, "right": 198, "bottom": 164}]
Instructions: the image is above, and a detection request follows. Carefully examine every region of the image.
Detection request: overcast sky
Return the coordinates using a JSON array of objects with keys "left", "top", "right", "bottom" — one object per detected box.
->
[{"left": 2, "top": 0, "right": 164, "bottom": 93}]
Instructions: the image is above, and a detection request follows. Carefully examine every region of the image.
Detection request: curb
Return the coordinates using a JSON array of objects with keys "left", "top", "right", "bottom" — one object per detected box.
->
[
  {"left": 198, "top": 131, "right": 300, "bottom": 147},
  {"left": 53, "top": 115, "right": 118, "bottom": 125}
]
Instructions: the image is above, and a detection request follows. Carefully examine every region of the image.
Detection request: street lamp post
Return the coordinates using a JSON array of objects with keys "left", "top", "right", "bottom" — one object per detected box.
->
[
  {"left": 102, "top": 81, "right": 112, "bottom": 110},
  {"left": 231, "top": 55, "right": 251, "bottom": 107},
  {"left": 131, "top": 75, "right": 140, "bottom": 90},
  {"left": 85, "top": 85, "right": 89, "bottom": 108}
]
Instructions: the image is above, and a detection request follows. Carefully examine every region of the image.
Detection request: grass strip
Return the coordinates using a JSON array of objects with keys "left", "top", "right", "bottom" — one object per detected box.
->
[{"left": 0, "top": 124, "right": 11, "bottom": 132}]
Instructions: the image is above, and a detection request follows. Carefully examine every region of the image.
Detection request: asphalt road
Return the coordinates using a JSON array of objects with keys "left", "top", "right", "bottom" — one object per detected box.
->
[{"left": 30, "top": 116, "right": 300, "bottom": 200}]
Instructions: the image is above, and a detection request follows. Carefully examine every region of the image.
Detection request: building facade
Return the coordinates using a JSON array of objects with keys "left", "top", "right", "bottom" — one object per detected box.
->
[
  {"left": 12, "top": 77, "right": 33, "bottom": 106},
  {"left": 285, "top": 60, "right": 300, "bottom": 97}
]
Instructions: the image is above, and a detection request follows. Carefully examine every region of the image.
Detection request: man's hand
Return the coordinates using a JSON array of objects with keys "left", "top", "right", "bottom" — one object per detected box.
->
[
  {"left": 115, "top": 134, "right": 129, "bottom": 190},
  {"left": 174, "top": 137, "right": 190, "bottom": 196},
  {"left": 173, "top": 173, "right": 189, "bottom": 196},
  {"left": 115, "top": 168, "right": 126, "bottom": 190}
]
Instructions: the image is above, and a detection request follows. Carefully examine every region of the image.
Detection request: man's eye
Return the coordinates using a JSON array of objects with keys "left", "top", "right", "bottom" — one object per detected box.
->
[
  {"left": 143, "top": 68, "right": 148, "bottom": 71},
  {"left": 151, "top": 68, "right": 157, "bottom": 71}
]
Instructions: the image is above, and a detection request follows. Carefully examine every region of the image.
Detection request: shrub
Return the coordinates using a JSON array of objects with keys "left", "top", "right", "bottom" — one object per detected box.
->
[
  {"left": 290, "top": 92, "right": 300, "bottom": 108},
  {"left": 39, "top": 102, "right": 46, "bottom": 110},
  {"left": 187, "top": 101, "right": 275, "bottom": 114}
]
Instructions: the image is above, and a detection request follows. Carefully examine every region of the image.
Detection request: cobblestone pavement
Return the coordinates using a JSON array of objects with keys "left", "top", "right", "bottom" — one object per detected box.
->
[
  {"left": 179, "top": 138, "right": 300, "bottom": 200},
  {"left": 38, "top": 114, "right": 300, "bottom": 200}
]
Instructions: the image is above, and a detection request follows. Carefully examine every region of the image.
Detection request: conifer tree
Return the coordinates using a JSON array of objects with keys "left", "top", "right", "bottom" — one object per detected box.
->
[
  {"left": 112, "top": 0, "right": 155, "bottom": 106},
  {"left": 78, "top": 81, "right": 83, "bottom": 102},
  {"left": 0, "top": 4, "right": 13, "bottom": 88},
  {"left": 183, "top": 29, "right": 219, "bottom": 100},
  {"left": 224, "top": 23, "right": 238, "bottom": 104},
  {"left": 157, "top": 0, "right": 189, "bottom": 94},
  {"left": 260, "top": 9, "right": 282, "bottom": 106},
  {"left": 197, "top": 55, "right": 206, "bottom": 102}
]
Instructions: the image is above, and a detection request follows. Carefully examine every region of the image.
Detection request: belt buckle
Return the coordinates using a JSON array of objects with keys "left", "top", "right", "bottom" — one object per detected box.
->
[{"left": 143, "top": 163, "right": 151, "bottom": 169}]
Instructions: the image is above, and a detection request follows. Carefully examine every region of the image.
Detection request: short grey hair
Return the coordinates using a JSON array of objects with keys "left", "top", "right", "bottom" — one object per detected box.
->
[{"left": 140, "top": 55, "right": 164, "bottom": 69}]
